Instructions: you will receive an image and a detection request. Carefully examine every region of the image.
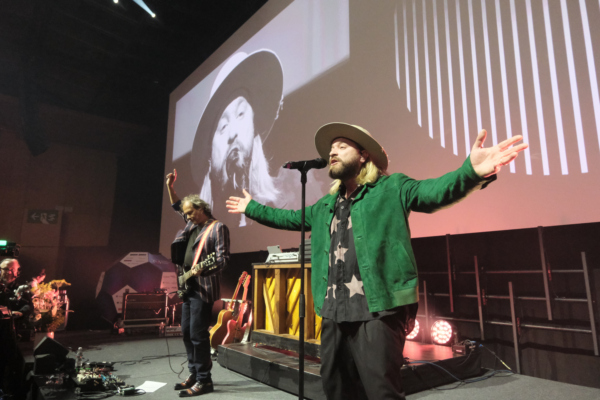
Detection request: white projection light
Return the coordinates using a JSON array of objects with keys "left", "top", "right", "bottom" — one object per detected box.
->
[{"left": 431, "top": 320, "right": 454, "bottom": 345}]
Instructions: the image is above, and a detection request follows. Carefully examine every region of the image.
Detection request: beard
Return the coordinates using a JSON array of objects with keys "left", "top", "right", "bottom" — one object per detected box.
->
[
  {"left": 213, "top": 146, "right": 250, "bottom": 193},
  {"left": 328, "top": 157, "right": 361, "bottom": 181}
]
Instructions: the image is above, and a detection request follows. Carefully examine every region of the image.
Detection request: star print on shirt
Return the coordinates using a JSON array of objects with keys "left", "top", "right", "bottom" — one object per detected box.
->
[
  {"left": 347, "top": 215, "right": 352, "bottom": 230},
  {"left": 327, "top": 284, "right": 336, "bottom": 299},
  {"left": 334, "top": 244, "right": 348, "bottom": 263},
  {"left": 344, "top": 275, "right": 364, "bottom": 298},
  {"left": 330, "top": 214, "right": 339, "bottom": 234}
]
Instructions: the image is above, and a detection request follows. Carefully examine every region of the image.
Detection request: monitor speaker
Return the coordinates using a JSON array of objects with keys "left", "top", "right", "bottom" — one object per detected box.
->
[
  {"left": 33, "top": 354, "right": 57, "bottom": 375},
  {"left": 34, "top": 336, "right": 69, "bottom": 363}
]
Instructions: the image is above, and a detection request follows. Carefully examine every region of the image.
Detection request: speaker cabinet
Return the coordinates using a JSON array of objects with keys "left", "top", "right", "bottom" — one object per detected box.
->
[
  {"left": 33, "top": 354, "right": 57, "bottom": 375},
  {"left": 123, "top": 293, "right": 168, "bottom": 328},
  {"left": 34, "top": 337, "right": 69, "bottom": 363}
]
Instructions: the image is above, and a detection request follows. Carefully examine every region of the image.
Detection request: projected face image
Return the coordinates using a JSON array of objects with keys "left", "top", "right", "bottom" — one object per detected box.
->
[
  {"left": 211, "top": 96, "right": 255, "bottom": 191},
  {"left": 191, "top": 50, "right": 289, "bottom": 228}
]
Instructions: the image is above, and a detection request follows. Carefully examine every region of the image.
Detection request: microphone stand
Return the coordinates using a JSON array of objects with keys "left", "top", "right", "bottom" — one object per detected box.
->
[
  {"left": 282, "top": 159, "right": 325, "bottom": 400},
  {"left": 298, "top": 169, "right": 307, "bottom": 400}
]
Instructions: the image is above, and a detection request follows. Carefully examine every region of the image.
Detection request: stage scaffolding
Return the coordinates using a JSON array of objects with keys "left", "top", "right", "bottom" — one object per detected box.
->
[{"left": 416, "top": 227, "right": 599, "bottom": 374}]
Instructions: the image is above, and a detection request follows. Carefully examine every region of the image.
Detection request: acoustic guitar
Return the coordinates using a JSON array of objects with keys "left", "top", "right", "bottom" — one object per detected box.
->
[
  {"left": 209, "top": 271, "right": 247, "bottom": 350},
  {"left": 222, "top": 274, "right": 252, "bottom": 345},
  {"left": 176, "top": 252, "right": 216, "bottom": 301}
]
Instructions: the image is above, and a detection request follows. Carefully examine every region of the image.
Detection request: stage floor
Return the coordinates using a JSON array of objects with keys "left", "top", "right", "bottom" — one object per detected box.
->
[{"left": 18, "top": 330, "right": 600, "bottom": 400}]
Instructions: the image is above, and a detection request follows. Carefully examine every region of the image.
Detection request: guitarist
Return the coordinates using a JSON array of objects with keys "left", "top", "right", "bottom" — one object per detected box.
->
[{"left": 166, "top": 169, "right": 230, "bottom": 398}]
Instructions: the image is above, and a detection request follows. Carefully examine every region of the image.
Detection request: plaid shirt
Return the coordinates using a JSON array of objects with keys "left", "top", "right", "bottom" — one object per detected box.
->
[{"left": 171, "top": 200, "right": 230, "bottom": 303}]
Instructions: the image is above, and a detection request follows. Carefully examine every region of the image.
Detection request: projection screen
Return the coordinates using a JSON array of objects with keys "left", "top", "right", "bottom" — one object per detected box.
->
[{"left": 160, "top": 0, "right": 600, "bottom": 255}]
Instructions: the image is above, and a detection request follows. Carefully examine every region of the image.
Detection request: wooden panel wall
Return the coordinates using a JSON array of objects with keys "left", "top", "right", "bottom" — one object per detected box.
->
[{"left": 0, "top": 127, "right": 117, "bottom": 279}]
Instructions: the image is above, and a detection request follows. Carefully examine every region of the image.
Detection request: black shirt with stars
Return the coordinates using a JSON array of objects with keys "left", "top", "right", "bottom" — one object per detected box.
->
[{"left": 320, "top": 185, "right": 399, "bottom": 323}]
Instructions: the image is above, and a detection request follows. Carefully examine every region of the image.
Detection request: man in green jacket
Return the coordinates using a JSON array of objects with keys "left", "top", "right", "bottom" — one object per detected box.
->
[{"left": 226, "top": 122, "right": 527, "bottom": 399}]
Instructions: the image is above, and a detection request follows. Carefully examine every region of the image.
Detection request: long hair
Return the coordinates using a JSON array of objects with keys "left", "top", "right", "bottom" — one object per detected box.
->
[
  {"left": 248, "top": 135, "right": 280, "bottom": 204},
  {"left": 329, "top": 159, "right": 386, "bottom": 195}
]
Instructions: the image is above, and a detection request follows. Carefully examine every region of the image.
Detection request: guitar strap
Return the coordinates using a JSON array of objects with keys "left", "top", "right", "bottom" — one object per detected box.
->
[{"left": 192, "top": 220, "right": 218, "bottom": 267}]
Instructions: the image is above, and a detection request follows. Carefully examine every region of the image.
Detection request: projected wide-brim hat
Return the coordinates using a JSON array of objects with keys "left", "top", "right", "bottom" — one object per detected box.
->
[
  {"left": 315, "top": 122, "right": 389, "bottom": 171},
  {"left": 191, "top": 50, "right": 284, "bottom": 187}
]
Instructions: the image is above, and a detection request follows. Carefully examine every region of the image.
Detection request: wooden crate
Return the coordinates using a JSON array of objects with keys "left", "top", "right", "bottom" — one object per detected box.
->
[{"left": 253, "top": 263, "right": 320, "bottom": 348}]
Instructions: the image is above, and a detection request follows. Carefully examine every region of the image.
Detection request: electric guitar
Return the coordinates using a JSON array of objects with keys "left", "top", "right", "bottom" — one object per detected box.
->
[
  {"left": 209, "top": 271, "right": 247, "bottom": 350},
  {"left": 176, "top": 252, "right": 216, "bottom": 301},
  {"left": 223, "top": 273, "right": 252, "bottom": 345}
]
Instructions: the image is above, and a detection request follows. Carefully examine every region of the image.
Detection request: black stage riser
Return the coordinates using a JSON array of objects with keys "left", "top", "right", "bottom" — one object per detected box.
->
[
  {"left": 218, "top": 342, "right": 482, "bottom": 399},
  {"left": 252, "top": 330, "right": 321, "bottom": 358},
  {"left": 218, "top": 343, "right": 325, "bottom": 400}
]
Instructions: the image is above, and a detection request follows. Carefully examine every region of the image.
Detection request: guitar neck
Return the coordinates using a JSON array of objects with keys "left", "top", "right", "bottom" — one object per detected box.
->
[{"left": 182, "top": 254, "right": 215, "bottom": 281}]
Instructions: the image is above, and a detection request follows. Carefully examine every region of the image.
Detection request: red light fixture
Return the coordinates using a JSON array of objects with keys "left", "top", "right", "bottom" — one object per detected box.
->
[
  {"left": 406, "top": 318, "right": 420, "bottom": 340},
  {"left": 430, "top": 320, "right": 454, "bottom": 345}
]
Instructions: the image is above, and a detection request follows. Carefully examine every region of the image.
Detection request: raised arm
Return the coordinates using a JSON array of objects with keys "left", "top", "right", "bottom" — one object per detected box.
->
[
  {"left": 403, "top": 129, "right": 528, "bottom": 213},
  {"left": 166, "top": 169, "right": 180, "bottom": 205}
]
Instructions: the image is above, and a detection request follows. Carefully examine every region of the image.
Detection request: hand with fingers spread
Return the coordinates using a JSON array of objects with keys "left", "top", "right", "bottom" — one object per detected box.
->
[
  {"left": 226, "top": 189, "right": 252, "bottom": 214},
  {"left": 470, "top": 130, "right": 529, "bottom": 178}
]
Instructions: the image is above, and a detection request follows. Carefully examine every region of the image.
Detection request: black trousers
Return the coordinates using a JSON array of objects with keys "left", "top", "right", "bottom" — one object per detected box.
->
[
  {"left": 181, "top": 292, "right": 213, "bottom": 383},
  {"left": 320, "top": 313, "right": 408, "bottom": 400}
]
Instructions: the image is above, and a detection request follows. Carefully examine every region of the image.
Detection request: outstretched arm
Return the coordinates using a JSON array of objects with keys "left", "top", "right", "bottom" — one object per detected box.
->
[
  {"left": 470, "top": 130, "right": 528, "bottom": 178},
  {"left": 226, "top": 189, "right": 315, "bottom": 231},
  {"left": 166, "top": 169, "right": 180, "bottom": 205}
]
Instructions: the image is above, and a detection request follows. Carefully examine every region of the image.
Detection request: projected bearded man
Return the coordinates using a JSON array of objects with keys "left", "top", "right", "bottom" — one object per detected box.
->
[{"left": 191, "top": 50, "right": 284, "bottom": 227}]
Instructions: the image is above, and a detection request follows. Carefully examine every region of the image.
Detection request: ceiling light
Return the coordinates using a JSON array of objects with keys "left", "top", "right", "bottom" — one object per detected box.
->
[{"left": 133, "top": 0, "right": 155, "bottom": 18}]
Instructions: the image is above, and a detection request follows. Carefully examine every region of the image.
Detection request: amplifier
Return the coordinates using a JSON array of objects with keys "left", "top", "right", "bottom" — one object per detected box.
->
[
  {"left": 124, "top": 293, "right": 167, "bottom": 321},
  {"left": 452, "top": 340, "right": 477, "bottom": 355}
]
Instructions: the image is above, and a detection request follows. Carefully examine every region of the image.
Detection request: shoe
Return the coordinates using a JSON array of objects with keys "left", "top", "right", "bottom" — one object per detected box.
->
[
  {"left": 178, "top": 382, "right": 214, "bottom": 397},
  {"left": 174, "top": 374, "right": 197, "bottom": 391}
]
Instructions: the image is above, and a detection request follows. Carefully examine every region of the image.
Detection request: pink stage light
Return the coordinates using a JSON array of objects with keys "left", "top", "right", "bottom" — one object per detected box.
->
[
  {"left": 430, "top": 320, "right": 454, "bottom": 345},
  {"left": 406, "top": 318, "right": 420, "bottom": 340}
]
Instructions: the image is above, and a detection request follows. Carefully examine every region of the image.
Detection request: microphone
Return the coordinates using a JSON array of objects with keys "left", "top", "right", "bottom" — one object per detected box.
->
[{"left": 282, "top": 158, "right": 328, "bottom": 171}]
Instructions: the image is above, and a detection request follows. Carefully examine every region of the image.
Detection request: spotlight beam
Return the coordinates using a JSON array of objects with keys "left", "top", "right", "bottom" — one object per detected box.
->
[{"left": 132, "top": 0, "right": 155, "bottom": 18}]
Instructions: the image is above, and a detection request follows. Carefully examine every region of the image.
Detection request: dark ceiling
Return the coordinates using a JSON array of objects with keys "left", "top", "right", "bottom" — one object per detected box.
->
[{"left": 0, "top": 0, "right": 267, "bottom": 130}]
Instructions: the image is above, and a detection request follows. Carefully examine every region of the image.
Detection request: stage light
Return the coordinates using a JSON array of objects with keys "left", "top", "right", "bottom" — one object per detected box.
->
[
  {"left": 113, "top": 0, "right": 118, "bottom": 4},
  {"left": 430, "top": 320, "right": 454, "bottom": 345},
  {"left": 133, "top": 0, "right": 155, "bottom": 18},
  {"left": 406, "top": 318, "right": 420, "bottom": 340}
]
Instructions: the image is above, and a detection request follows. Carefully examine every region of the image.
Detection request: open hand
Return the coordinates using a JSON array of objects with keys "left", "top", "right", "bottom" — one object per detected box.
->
[
  {"left": 470, "top": 130, "right": 528, "bottom": 177},
  {"left": 226, "top": 189, "right": 252, "bottom": 214}
]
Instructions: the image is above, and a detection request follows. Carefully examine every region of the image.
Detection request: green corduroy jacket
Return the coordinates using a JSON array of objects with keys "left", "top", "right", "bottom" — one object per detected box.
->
[{"left": 245, "top": 156, "right": 493, "bottom": 316}]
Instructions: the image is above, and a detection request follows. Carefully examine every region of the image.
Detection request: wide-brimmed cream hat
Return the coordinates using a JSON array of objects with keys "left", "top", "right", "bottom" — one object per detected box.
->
[{"left": 314, "top": 122, "right": 388, "bottom": 170}]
